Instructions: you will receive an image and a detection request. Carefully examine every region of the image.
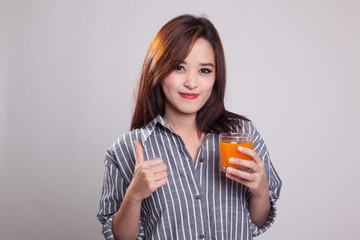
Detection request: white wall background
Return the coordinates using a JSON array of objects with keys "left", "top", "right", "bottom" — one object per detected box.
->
[{"left": 1, "top": 0, "right": 359, "bottom": 239}]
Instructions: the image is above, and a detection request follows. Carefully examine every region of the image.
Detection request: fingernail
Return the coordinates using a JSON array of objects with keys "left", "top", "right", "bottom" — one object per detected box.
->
[
  {"left": 238, "top": 146, "right": 243, "bottom": 151},
  {"left": 227, "top": 167, "right": 232, "bottom": 173},
  {"left": 229, "top": 158, "right": 235, "bottom": 163}
]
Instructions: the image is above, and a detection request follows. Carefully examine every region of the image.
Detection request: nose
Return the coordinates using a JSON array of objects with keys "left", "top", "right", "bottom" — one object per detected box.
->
[{"left": 184, "top": 71, "right": 198, "bottom": 90}]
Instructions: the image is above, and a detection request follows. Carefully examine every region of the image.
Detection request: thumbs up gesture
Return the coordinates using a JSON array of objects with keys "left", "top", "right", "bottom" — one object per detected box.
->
[{"left": 127, "top": 141, "right": 168, "bottom": 202}]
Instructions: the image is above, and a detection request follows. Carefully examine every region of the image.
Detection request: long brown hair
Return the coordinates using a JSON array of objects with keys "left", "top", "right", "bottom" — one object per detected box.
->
[{"left": 131, "top": 14, "right": 249, "bottom": 132}]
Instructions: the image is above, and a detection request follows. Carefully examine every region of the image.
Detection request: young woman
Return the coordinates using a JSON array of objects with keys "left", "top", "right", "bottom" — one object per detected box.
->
[{"left": 97, "top": 14, "right": 282, "bottom": 240}]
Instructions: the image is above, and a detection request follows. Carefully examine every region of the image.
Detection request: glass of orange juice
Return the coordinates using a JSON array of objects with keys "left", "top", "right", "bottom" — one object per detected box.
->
[{"left": 219, "top": 133, "right": 253, "bottom": 173}]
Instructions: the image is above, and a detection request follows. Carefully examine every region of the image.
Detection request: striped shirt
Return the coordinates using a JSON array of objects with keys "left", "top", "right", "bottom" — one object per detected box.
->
[{"left": 97, "top": 115, "right": 282, "bottom": 240}]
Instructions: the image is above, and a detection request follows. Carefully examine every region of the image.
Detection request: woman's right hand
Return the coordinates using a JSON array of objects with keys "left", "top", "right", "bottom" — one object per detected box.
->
[{"left": 126, "top": 141, "right": 168, "bottom": 202}]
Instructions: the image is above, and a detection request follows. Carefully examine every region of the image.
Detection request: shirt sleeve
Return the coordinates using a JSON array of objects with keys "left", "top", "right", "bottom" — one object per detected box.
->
[
  {"left": 243, "top": 122, "right": 282, "bottom": 237},
  {"left": 97, "top": 147, "right": 145, "bottom": 239}
]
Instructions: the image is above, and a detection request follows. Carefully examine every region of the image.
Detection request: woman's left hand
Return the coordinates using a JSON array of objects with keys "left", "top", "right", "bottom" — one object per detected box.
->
[{"left": 225, "top": 146, "right": 269, "bottom": 197}]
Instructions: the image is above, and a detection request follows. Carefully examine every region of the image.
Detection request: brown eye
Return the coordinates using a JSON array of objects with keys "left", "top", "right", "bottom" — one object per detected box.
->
[
  {"left": 200, "top": 68, "right": 212, "bottom": 74},
  {"left": 175, "top": 66, "right": 185, "bottom": 71}
]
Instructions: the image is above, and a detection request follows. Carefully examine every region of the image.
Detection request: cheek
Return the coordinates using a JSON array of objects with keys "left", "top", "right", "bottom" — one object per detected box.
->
[
  {"left": 208, "top": 82, "right": 215, "bottom": 91},
  {"left": 203, "top": 80, "right": 216, "bottom": 100},
  {"left": 161, "top": 81, "right": 177, "bottom": 102},
  {"left": 163, "top": 83, "right": 175, "bottom": 95},
  {"left": 205, "top": 79, "right": 216, "bottom": 93},
  {"left": 162, "top": 76, "right": 177, "bottom": 91}
]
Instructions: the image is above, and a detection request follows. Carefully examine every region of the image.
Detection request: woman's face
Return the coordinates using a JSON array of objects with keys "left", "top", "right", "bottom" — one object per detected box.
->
[{"left": 161, "top": 38, "right": 216, "bottom": 119}]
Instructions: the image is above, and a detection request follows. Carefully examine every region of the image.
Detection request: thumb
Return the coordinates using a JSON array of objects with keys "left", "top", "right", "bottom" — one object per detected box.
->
[{"left": 134, "top": 140, "right": 144, "bottom": 165}]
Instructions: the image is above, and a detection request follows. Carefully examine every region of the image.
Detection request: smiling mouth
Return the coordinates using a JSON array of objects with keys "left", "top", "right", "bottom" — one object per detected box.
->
[{"left": 179, "top": 93, "right": 199, "bottom": 99}]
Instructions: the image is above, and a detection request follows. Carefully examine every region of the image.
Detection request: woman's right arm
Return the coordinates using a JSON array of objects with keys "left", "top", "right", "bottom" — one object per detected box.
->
[
  {"left": 112, "top": 192, "right": 142, "bottom": 240},
  {"left": 112, "top": 141, "right": 167, "bottom": 240}
]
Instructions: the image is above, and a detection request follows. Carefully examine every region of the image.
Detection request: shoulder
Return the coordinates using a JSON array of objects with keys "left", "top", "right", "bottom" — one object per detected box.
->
[
  {"left": 229, "top": 118, "right": 266, "bottom": 150},
  {"left": 104, "top": 128, "right": 141, "bottom": 167},
  {"left": 113, "top": 129, "right": 140, "bottom": 152},
  {"left": 228, "top": 117, "right": 257, "bottom": 134},
  {"left": 106, "top": 119, "right": 158, "bottom": 165}
]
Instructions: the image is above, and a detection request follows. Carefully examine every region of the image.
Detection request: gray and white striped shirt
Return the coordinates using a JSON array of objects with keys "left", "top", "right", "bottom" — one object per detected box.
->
[{"left": 97, "top": 115, "right": 282, "bottom": 239}]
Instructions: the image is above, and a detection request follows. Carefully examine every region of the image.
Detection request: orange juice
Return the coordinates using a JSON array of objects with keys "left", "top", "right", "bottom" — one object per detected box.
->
[{"left": 219, "top": 140, "right": 253, "bottom": 172}]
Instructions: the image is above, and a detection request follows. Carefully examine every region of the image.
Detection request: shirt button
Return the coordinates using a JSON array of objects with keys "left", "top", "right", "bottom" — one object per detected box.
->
[
  {"left": 195, "top": 195, "right": 201, "bottom": 200},
  {"left": 199, "top": 158, "right": 204, "bottom": 162},
  {"left": 200, "top": 234, "right": 205, "bottom": 239}
]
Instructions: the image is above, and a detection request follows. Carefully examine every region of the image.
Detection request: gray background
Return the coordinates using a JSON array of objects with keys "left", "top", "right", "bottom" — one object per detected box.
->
[{"left": 1, "top": 0, "right": 359, "bottom": 239}]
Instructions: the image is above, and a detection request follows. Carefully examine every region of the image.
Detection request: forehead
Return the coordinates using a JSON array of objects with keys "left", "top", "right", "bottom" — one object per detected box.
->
[{"left": 183, "top": 38, "right": 215, "bottom": 64}]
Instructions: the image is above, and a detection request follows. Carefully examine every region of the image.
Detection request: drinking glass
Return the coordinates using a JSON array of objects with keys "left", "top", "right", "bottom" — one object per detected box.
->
[{"left": 219, "top": 133, "right": 253, "bottom": 173}]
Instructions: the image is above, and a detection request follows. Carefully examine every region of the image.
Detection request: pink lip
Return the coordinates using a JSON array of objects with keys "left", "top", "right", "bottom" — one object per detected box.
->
[{"left": 179, "top": 93, "right": 199, "bottom": 99}]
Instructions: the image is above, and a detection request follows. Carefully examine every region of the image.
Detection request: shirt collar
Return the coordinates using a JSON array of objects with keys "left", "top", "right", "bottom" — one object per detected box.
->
[
  {"left": 139, "top": 115, "right": 174, "bottom": 143},
  {"left": 140, "top": 115, "right": 215, "bottom": 143}
]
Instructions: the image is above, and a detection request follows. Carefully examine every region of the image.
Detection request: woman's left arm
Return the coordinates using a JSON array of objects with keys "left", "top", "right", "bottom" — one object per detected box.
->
[{"left": 225, "top": 146, "right": 270, "bottom": 228}]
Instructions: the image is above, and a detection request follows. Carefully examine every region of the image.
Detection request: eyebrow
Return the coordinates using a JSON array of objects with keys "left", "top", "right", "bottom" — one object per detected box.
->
[
  {"left": 200, "top": 63, "right": 215, "bottom": 68},
  {"left": 181, "top": 61, "right": 215, "bottom": 68}
]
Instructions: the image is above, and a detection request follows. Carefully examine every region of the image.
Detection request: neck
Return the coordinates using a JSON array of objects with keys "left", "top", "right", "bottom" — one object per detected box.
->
[{"left": 163, "top": 112, "right": 198, "bottom": 136}]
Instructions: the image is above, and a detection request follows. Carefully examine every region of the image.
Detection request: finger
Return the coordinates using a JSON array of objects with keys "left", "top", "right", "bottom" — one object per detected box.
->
[
  {"left": 226, "top": 172, "right": 249, "bottom": 186},
  {"left": 148, "top": 178, "right": 168, "bottom": 193},
  {"left": 153, "top": 171, "right": 168, "bottom": 181},
  {"left": 226, "top": 167, "right": 255, "bottom": 182},
  {"left": 237, "top": 146, "right": 262, "bottom": 164},
  {"left": 229, "top": 157, "right": 259, "bottom": 172},
  {"left": 151, "top": 162, "right": 167, "bottom": 173},
  {"left": 154, "top": 178, "right": 167, "bottom": 189},
  {"left": 134, "top": 141, "right": 144, "bottom": 165},
  {"left": 144, "top": 158, "right": 165, "bottom": 168}
]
